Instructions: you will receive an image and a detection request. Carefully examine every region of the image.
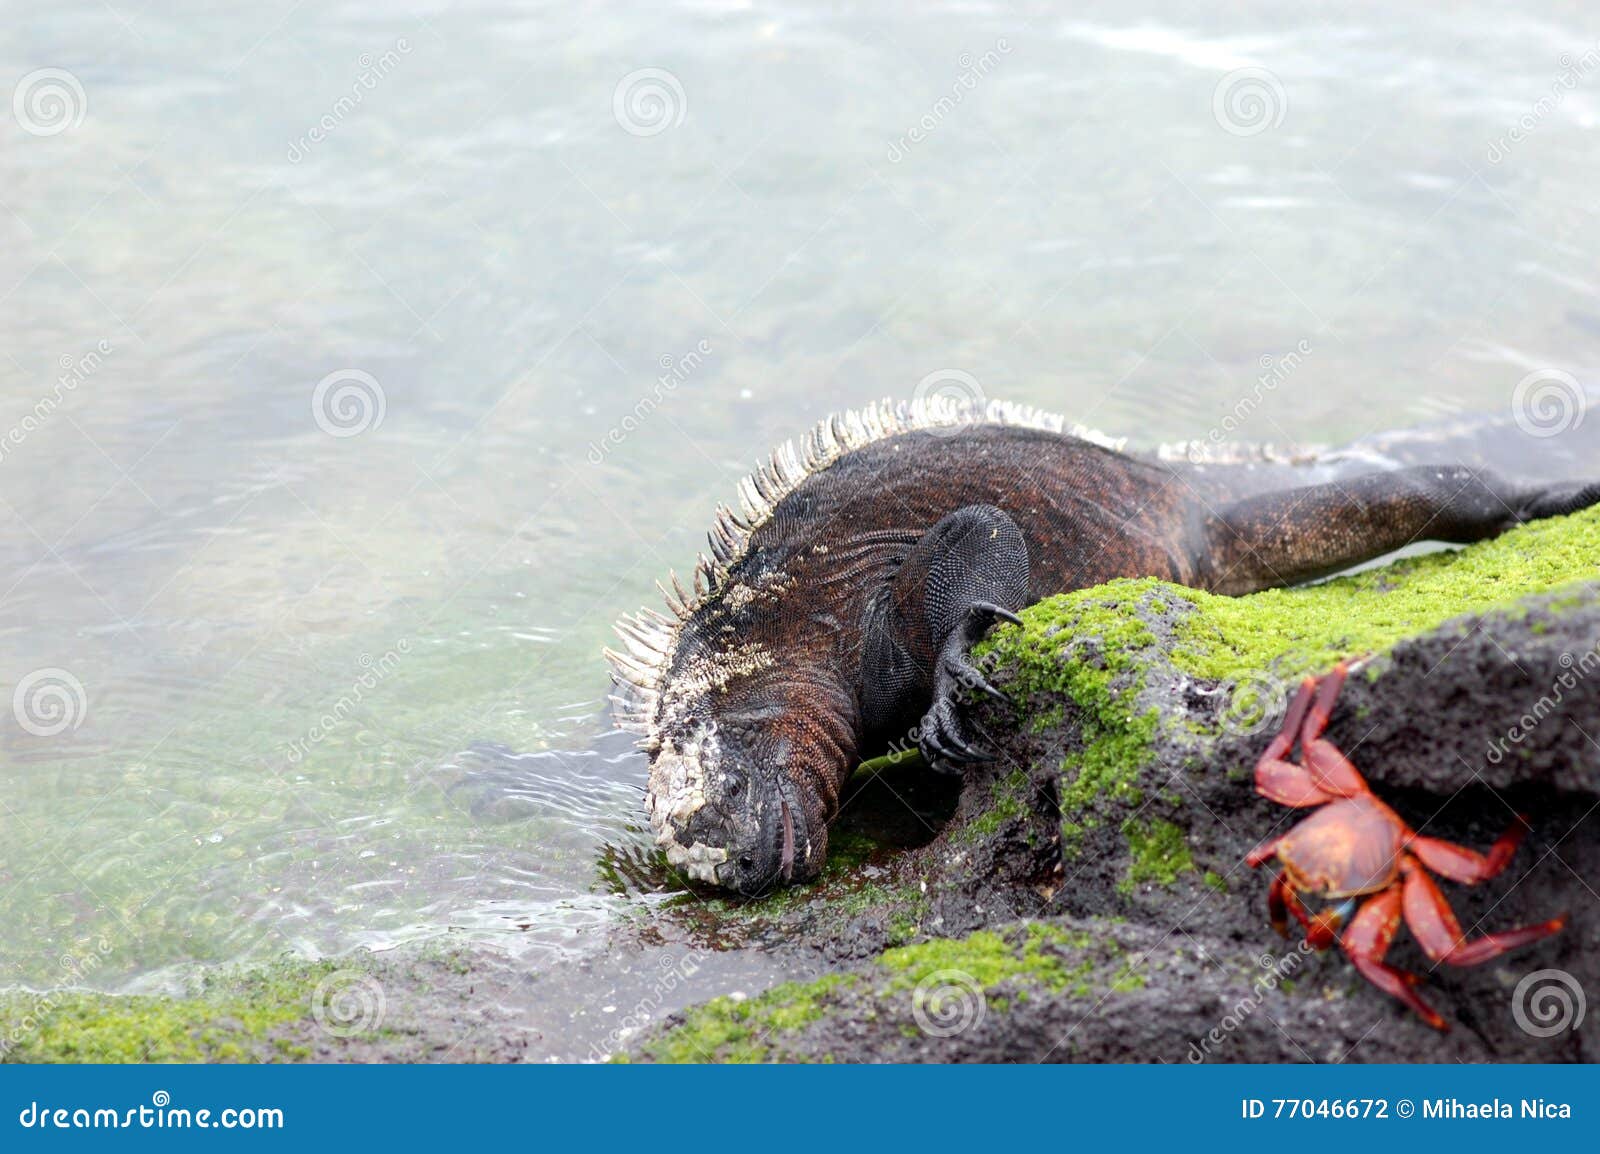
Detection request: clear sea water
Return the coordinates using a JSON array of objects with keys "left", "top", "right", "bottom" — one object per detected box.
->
[{"left": 3, "top": 0, "right": 1598, "bottom": 990}]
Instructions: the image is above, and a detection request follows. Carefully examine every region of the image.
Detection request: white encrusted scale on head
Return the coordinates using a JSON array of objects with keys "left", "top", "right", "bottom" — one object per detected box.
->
[{"left": 603, "top": 395, "right": 1127, "bottom": 750}]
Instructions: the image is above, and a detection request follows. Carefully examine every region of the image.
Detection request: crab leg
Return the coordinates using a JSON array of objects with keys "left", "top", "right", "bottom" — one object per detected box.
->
[
  {"left": 1252, "top": 671, "right": 1356, "bottom": 807},
  {"left": 1341, "top": 885, "right": 1447, "bottom": 1030},
  {"left": 1399, "top": 858, "right": 1568, "bottom": 966},
  {"left": 1408, "top": 815, "right": 1529, "bottom": 884},
  {"left": 1266, "top": 870, "right": 1315, "bottom": 938},
  {"left": 1255, "top": 758, "right": 1339, "bottom": 808},
  {"left": 1298, "top": 663, "right": 1367, "bottom": 798},
  {"left": 1245, "top": 835, "right": 1283, "bottom": 868},
  {"left": 1259, "top": 676, "right": 1316, "bottom": 765}
]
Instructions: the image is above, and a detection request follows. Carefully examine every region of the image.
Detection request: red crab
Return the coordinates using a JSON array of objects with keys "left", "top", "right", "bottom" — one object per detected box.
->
[{"left": 1245, "top": 662, "right": 1568, "bottom": 1030}]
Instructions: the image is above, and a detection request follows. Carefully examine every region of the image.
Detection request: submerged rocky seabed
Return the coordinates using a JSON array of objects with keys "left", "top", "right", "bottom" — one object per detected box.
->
[{"left": 8, "top": 509, "right": 1600, "bottom": 1063}]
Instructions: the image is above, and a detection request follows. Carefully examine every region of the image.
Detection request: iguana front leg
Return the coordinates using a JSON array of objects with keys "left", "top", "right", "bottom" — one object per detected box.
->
[{"left": 860, "top": 505, "right": 1029, "bottom": 767}]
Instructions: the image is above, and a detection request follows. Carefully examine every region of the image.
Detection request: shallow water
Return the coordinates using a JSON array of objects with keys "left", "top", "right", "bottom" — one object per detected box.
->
[{"left": 3, "top": 1, "right": 1600, "bottom": 990}]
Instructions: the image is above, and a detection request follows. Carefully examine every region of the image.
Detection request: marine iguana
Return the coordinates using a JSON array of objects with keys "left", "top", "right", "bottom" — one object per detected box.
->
[{"left": 606, "top": 397, "right": 1600, "bottom": 894}]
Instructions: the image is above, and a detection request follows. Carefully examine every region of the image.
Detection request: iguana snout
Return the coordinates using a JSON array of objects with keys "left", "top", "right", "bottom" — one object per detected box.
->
[{"left": 646, "top": 721, "right": 828, "bottom": 893}]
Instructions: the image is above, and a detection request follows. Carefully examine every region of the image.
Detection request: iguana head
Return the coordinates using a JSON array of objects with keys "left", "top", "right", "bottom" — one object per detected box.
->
[
  {"left": 605, "top": 420, "right": 879, "bottom": 893},
  {"left": 609, "top": 598, "right": 851, "bottom": 893}
]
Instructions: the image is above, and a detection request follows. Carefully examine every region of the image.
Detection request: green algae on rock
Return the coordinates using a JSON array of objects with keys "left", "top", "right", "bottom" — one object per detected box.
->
[
  {"left": 627, "top": 922, "right": 1145, "bottom": 1064},
  {"left": 0, "top": 960, "right": 347, "bottom": 1064}
]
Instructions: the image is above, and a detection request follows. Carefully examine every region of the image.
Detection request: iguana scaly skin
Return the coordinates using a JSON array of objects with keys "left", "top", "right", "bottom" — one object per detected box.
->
[{"left": 606, "top": 398, "right": 1600, "bottom": 894}]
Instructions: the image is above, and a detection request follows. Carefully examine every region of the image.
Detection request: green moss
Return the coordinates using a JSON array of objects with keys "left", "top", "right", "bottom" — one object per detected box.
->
[
  {"left": 0, "top": 960, "right": 350, "bottom": 1064},
  {"left": 1203, "top": 870, "right": 1229, "bottom": 894},
  {"left": 636, "top": 923, "right": 1148, "bottom": 1061},
  {"left": 962, "top": 768, "right": 1033, "bottom": 841},
  {"left": 625, "top": 974, "right": 858, "bottom": 1064},
  {"left": 1165, "top": 507, "right": 1600, "bottom": 684},
  {"left": 878, "top": 923, "right": 1144, "bottom": 998},
  {"left": 1119, "top": 819, "right": 1196, "bottom": 894},
  {"left": 978, "top": 586, "right": 1168, "bottom": 851}
]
